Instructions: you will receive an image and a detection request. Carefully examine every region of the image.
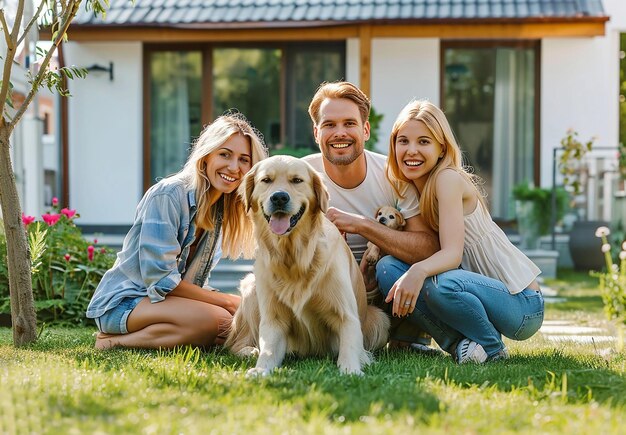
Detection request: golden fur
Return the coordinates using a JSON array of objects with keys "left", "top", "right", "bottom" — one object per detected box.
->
[
  {"left": 225, "top": 155, "right": 390, "bottom": 376},
  {"left": 363, "top": 206, "right": 406, "bottom": 266}
]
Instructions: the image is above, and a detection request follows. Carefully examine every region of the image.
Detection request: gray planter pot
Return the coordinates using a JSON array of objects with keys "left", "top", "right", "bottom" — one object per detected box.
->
[{"left": 568, "top": 220, "right": 609, "bottom": 271}]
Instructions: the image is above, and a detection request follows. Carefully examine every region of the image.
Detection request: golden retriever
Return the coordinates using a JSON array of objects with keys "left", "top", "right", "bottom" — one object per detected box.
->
[
  {"left": 363, "top": 206, "right": 406, "bottom": 266},
  {"left": 225, "top": 155, "right": 390, "bottom": 376}
]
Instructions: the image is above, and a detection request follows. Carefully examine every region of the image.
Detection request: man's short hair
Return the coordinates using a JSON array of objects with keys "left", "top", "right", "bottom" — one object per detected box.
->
[{"left": 308, "top": 81, "right": 371, "bottom": 125}]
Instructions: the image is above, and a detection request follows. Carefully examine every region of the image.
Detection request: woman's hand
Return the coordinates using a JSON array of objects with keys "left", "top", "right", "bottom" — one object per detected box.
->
[
  {"left": 385, "top": 264, "right": 427, "bottom": 317},
  {"left": 213, "top": 292, "right": 241, "bottom": 316},
  {"left": 170, "top": 281, "right": 241, "bottom": 315}
]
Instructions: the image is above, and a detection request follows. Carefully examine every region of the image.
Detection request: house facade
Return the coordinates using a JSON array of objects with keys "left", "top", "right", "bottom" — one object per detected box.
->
[{"left": 53, "top": 0, "right": 621, "bottom": 237}]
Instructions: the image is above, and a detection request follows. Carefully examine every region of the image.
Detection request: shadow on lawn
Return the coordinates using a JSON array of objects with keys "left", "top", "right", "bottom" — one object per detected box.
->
[
  {"left": 252, "top": 346, "right": 623, "bottom": 422},
  {"left": 259, "top": 353, "right": 441, "bottom": 423},
  {"left": 384, "top": 348, "right": 626, "bottom": 408}
]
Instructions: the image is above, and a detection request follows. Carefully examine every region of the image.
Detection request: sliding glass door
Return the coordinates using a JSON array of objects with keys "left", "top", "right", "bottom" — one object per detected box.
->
[{"left": 442, "top": 41, "right": 539, "bottom": 221}]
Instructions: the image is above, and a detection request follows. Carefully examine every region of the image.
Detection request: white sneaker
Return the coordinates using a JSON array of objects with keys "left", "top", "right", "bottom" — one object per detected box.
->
[{"left": 455, "top": 338, "right": 488, "bottom": 364}]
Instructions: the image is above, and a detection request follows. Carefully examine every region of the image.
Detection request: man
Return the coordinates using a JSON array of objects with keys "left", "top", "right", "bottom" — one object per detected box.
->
[
  {"left": 302, "top": 81, "right": 438, "bottom": 347},
  {"left": 303, "top": 82, "right": 515, "bottom": 365}
]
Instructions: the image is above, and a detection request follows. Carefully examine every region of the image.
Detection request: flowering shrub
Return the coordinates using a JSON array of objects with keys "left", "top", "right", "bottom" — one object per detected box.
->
[
  {"left": 0, "top": 200, "right": 116, "bottom": 326},
  {"left": 594, "top": 226, "right": 626, "bottom": 348},
  {"left": 558, "top": 129, "right": 596, "bottom": 195}
]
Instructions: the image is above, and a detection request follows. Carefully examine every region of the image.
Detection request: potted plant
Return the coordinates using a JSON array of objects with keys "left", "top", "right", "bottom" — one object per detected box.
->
[{"left": 512, "top": 181, "right": 568, "bottom": 250}]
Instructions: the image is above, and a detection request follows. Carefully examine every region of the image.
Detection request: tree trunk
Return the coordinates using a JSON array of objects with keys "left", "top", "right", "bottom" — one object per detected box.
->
[{"left": 0, "top": 125, "right": 37, "bottom": 346}]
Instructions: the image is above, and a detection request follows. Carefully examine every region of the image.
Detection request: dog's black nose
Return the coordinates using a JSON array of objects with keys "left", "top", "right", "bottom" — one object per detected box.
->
[
  {"left": 379, "top": 217, "right": 387, "bottom": 225},
  {"left": 270, "top": 191, "right": 290, "bottom": 208}
]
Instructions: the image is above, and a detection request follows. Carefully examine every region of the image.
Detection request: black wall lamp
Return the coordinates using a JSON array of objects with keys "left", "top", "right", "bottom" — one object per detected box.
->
[{"left": 85, "top": 62, "right": 114, "bottom": 81}]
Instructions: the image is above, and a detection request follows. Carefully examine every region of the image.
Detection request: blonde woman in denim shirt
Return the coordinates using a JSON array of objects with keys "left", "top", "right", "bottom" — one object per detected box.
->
[{"left": 87, "top": 114, "right": 267, "bottom": 349}]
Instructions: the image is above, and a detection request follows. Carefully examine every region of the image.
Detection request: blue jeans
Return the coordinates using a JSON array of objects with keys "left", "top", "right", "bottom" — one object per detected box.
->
[{"left": 376, "top": 256, "right": 544, "bottom": 357}]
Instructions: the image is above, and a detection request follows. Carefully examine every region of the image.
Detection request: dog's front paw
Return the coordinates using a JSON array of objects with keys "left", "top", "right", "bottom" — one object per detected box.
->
[
  {"left": 363, "top": 244, "right": 380, "bottom": 266},
  {"left": 339, "top": 365, "right": 364, "bottom": 376},
  {"left": 237, "top": 346, "right": 260, "bottom": 358},
  {"left": 246, "top": 367, "right": 271, "bottom": 378},
  {"left": 364, "top": 252, "right": 378, "bottom": 266}
]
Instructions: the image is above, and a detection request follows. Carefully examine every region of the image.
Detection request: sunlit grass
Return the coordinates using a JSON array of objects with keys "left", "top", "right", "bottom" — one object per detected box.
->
[{"left": 1, "top": 269, "right": 625, "bottom": 433}]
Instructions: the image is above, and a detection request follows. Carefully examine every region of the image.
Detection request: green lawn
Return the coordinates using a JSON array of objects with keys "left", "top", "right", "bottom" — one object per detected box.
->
[{"left": 1, "top": 269, "right": 625, "bottom": 434}]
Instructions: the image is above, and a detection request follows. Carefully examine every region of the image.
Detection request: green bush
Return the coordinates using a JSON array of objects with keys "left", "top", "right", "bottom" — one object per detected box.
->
[
  {"left": 512, "top": 181, "right": 569, "bottom": 235},
  {"left": 0, "top": 204, "right": 116, "bottom": 326}
]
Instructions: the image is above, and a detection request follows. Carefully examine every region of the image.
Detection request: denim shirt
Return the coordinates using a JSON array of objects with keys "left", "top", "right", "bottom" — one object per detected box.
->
[{"left": 86, "top": 176, "right": 222, "bottom": 319}]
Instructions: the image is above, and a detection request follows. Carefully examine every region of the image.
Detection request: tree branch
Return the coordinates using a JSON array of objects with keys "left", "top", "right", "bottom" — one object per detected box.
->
[
  {"left": 9, "top": 1, "right": 81, "bottom": 129},
  {"left": 16, "top": 0, "right": 48, "bottom": 47},
  {"left": 9, "top": 0, "right": 25, "bottom": 41},
  {"left": 0, "top": 10, "right": 12, "bottom": 46},
  {"left": 0, "top": 9, "right": 17, "bottom": 122}
]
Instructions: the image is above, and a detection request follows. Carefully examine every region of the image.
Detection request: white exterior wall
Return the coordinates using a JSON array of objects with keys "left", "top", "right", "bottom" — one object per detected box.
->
[
  {"left": 64, "top": 42, "right": 143, "bottom": 225},
  {"left": 345, "top": 38, "right": 439, "bottom": 152},
  {"left": 346, "top": 38, "right": 359, "bottom": 85},
  {"left": 541, "top": 0, "right": 626, "bottom": 187},
  {"left": 371, "top": 38, "right": 439, "bottom": 152}
]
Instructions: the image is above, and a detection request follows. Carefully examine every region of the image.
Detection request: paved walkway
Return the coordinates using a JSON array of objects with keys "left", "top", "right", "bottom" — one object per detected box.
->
[
  {"left": 539, "top": 320, "right": 614, "bottom": 344},
  {"left": 538, "top": 284, "right": 615, "bottom": 344}
]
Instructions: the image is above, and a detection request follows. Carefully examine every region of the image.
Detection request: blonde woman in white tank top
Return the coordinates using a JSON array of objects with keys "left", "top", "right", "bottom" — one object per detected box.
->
[{"left": 376, "top": 100, "right": 544, "bottom": 364}]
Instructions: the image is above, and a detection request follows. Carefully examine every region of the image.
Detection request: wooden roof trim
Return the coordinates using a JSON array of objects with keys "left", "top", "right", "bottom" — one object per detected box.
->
[
  {"left": 70, "top": 15, "right": 610, "bottom": 30},
  {"left": 62, "top": 20, "right": 606, "bottom": 42}
]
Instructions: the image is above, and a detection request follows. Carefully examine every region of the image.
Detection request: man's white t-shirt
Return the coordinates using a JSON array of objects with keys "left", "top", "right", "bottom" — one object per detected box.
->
[{"left": 303, "top": 150, "right": 420, "bottom": 262}]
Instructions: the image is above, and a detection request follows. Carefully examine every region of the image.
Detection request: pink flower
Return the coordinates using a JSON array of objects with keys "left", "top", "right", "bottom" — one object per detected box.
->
[
  {"left": 64, "top": 253, "right": 71, "bottom": 262},
  {"left": 93, "top": 238, "right": 98, "bottom": 244},
  {"left": 87, "top": 245, "right": 95, "bottom": 262},
  {"left": 100, "top": 248, "right": 106, "bottom": 254},
  {"left": 52, "top": 197, "right": 58, "bottom": 206},
  {"left": 60, "top": 208, "right": 76, "bottom": 219},
  {"left": 22, "top": 213, "right": 35, "bottom": 227},
  {"left": 42, "top": 213, "right": 61, "bottom": 226}
]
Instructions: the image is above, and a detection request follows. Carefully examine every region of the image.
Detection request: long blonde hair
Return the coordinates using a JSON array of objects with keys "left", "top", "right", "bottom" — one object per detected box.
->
[
  {"left": 386, "top": 100, "right": 484, "bottom": 232},
  {"left": 179, "top": 113, "right": 267, "bottom": 258}
]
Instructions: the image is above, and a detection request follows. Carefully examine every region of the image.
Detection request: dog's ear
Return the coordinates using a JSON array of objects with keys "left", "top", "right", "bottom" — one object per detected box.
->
[
  {"left": 311, "top": 168, "right": 329, "bottom": 213},
  {"left": 374, "top": 206, "right": 383, "bottom": 219},
  {"left": 239, "top": 164, "right": 258, "bottom": 212},
  {"left": 396, "top": 210, "right": 406, "bottom": 228}
]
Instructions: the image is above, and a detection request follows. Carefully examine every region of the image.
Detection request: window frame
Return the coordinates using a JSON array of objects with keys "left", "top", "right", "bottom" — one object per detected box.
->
[{"left": 143, "top": 42, "right": 345, "bottom": 191}]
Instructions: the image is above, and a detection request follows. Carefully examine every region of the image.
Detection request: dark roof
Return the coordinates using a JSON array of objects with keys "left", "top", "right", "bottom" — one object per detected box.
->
[{"left": 74, "top": 0, "right": 607, "bottom": 28}]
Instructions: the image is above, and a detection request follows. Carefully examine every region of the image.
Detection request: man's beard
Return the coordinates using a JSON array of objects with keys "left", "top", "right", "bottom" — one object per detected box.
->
[{"left": 322, "top": 144, "right": 363, "bottom": 166}]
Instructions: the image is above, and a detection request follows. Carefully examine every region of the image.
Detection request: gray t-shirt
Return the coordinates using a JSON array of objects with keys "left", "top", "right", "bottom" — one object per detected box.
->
[{"left": 303, "top": 150, "right": 420, "bottom": 262}]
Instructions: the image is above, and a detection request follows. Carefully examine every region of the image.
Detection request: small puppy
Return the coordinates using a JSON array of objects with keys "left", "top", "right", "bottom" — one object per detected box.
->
[{"left": 363, "top": 206, "right": 406, "bottom": 266}]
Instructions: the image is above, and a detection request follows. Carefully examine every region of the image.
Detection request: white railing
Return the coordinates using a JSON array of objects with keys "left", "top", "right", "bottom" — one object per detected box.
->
[{"left": 550, "top": 147, "right": 622, "bottom": 249}]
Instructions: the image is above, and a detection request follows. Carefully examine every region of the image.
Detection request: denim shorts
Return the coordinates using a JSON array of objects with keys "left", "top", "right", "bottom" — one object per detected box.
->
[{"left": 94, "top": 296, "right": 144, "bottom": 334}]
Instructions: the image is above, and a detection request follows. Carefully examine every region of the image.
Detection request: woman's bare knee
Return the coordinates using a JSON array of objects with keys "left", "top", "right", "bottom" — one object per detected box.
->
[{"left": 121, "top": 296, "right": 234, "bottom": 347}]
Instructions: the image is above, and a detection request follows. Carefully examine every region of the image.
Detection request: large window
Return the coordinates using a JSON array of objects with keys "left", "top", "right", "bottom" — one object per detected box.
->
[
  {"left": 442, "top": 42, "right": 539, "bottom": 221},
  {"left": 146, "top": 43, "right": 345, "bottom": 186},
  {"left": 213, "top": 48, "right": 281, "bottom": 146},
  {"left": 285, "top": 45, "right": 345, "bottom": 150}
]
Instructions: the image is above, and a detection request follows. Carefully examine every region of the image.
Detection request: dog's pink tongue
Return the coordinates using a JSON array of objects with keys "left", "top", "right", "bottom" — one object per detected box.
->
[{"left": 269, "top": 214, "right": 290, "bottom": 235}]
